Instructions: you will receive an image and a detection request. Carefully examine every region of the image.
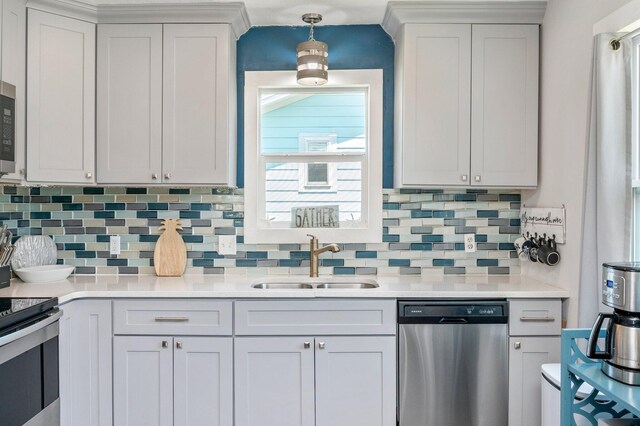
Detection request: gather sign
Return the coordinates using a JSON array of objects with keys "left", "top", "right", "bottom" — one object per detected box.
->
[{"left": 291, "top": 205, "right": 339, "bottom": 228}]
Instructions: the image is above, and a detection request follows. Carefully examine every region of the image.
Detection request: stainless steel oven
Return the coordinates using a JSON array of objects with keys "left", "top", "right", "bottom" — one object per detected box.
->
[
  {"left": 0, "top": 80, "right": 16, "bottom": 176},
  {"left": 0, "top": 298, "right": 61, "bottom": 426}
]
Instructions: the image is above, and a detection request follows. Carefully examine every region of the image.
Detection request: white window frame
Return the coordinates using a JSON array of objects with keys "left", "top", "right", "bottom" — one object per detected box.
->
[
  {"left": 298, "top": 133, "right": 338, "bottom": 192},
  {"left": 244, "top": 69, "right": 383, "bottom": 244},
  {"left": 633, "top": 35, "right": 640, "bottom": 259}
]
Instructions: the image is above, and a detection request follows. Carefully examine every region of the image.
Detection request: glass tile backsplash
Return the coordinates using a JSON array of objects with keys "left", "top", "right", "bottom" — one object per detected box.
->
[{"left": 0, "top": 186, "right": 521, "bottom": 276}]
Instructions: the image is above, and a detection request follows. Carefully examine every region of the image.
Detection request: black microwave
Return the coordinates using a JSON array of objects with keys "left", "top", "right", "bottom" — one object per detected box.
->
[{"left": 0, "top": 81, "right": 15, "bottom": 176}]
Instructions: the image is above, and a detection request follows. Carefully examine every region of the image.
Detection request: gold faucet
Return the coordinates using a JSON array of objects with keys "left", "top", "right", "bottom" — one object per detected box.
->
[{"left": 307, "top": 234, "right": 341, "bottom": 278}]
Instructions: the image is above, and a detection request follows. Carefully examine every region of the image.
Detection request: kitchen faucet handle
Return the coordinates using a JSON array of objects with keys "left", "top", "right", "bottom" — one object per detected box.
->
[{"left": 306, "top": 234, "right": 317, "bottom": 240}]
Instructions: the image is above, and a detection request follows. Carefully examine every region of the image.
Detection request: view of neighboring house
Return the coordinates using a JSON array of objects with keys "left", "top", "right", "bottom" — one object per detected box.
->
[{"left": 260, "top": 91, "right": 366, "bottom": 224}]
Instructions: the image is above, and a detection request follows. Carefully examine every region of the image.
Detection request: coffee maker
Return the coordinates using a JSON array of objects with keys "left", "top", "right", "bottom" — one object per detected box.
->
[{"left": 587, "top": 262, "right": 640, "bottom": 385}]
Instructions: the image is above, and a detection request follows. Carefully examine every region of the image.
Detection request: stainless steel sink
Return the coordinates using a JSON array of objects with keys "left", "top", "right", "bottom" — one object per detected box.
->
[
  {"left": 315, "top": 282, "right": 379, "bottom": 289},
  {"left": 250, "top": 280, "right": 379, "bottom": 289},
  {"left": 250, "top": 283, "right": 314, "bottom": 289}
]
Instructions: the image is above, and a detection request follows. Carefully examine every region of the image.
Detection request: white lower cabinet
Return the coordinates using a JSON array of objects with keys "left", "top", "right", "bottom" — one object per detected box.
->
[
  {"left": 234, "top": 335, "right": 396, "bottom": 426},
  {"left": 507, "top": 299, "right": 562, "bottom": 426},
  {"left": 113, "top": 335, "right": 233, "bottom": 426},
  {"left": 59, "top": 300, "right": 113, "bottom": 426}
]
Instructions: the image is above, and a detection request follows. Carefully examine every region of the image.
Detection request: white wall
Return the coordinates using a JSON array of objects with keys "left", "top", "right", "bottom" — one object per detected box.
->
[{"left": 523, "top": 0, "right": 633, "bottom": 327}]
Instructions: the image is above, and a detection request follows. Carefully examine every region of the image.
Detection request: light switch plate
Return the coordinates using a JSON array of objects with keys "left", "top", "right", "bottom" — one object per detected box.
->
[
  {"left": 218, "top": 235, "right": 236, "bottom": 255},
  {"left": 110, "top": 235, "right": 121, "bottom": 255},
  {"left": 464, "top": 234, "right": 476, "bottom": 253}
]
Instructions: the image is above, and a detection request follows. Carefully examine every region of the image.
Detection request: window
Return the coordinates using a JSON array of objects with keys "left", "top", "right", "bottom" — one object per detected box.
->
[
  {"left": 298, "top": 133, "right": 337, "bottom": 192},
  {"left": 244, "top": 70, "right": 383, "bottom": 243},
  {"left": 634, "top": 34, "right": 640, "bottom": 259}
]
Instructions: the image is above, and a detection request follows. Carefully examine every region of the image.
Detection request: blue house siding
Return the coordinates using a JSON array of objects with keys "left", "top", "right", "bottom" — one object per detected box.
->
[
  {"left": 262, "top": 93, "right": 364, "bottom": 221},
  {"left": 237, "top": 25, "right": 394, "bottom": 188}
]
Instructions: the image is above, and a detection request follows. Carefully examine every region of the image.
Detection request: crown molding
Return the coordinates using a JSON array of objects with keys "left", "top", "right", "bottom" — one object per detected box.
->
[
  {"left": 97, "top": 2, "right": 251, "bottom": 38},
  {"left": 26, "top": 0, "right": 98, "bottom": 23},
  {"left": 25, "top": 1, "right": 251, "bottom": 38},
  {"left": 382, "top": 1, "right": 547, "bottom": 41}
]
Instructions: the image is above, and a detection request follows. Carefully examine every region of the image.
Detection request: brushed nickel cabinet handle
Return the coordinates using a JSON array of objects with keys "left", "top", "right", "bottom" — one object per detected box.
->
[
  {"left": 318, "top": 342, "right": 325, "bottom": 350},
  {"left": 176, "top": 341, "right": 182, "bottom": 349},
  {"left": 304, "top": 342, "right": 311, "bottom": 349},
  {"left": 162, "top": 340, "right": 169, "bottom": 348},
  {"left": 154, "top": 316, "right": 189, "bottom": 322},
  {"left": 164, "top": 172, "right": 172, "bottom": 180},
  {"left": 461, "top": 175, "right": 468, "bottom": 182},
  {"left": 474, "top": 175, "right": 481, "bottom": 182},
  {"left": 514, "top": 341, "right": 521, "bottom": 350},
  {"left": 520, "top": 316, "right": 555, "bottom": 322},
  {"left": 152, "top": 173, "right": 158, "bottom": 180},
  {"left": 85, "top": 172, "right": 93, "bottom": 179}
]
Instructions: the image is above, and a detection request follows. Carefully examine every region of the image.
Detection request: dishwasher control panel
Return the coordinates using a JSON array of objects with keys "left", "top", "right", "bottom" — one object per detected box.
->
[{"left": 398, "top": 301, "right": 509, "bottom": 324}]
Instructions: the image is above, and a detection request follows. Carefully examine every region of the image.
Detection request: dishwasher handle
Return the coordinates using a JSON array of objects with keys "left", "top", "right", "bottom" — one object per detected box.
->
[{"left": 439, "top": 317, "right": 468, "bottom": 324}]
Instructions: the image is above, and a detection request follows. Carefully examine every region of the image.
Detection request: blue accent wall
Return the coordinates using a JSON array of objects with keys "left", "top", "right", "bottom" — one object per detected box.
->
[{"left": 236, "top": 24, "right": 395, "bottom": 188}]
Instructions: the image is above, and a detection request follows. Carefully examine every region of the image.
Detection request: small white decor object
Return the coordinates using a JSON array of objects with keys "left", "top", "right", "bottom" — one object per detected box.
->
[
  {"left": 520, "top": 205, "right": 566, "bottom": 244},
  {"left": 14, "top": 264, "right": 74, "bottom": 283},
  {"left": 11, "top": 235, "right": 58, "bottom": 270},
  {"left": 291, "top": 205, "right": 339, "bottom": 228}
]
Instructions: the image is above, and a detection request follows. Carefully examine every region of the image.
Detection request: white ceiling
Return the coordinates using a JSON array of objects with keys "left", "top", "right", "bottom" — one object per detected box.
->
[{"left": 90, "top": 0, "right": 543, "bottom": 26}]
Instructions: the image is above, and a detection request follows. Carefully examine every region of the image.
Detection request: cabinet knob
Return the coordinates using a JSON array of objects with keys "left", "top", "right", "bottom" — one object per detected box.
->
[
  {"left": 304, "top": 341, "right": 311, "bottom": 349},
  {"left": 152, "top": 173, "right": 158, "bottom": 180},
  {"left": 514, "top": 341, "right": 521, "bottom": 350},
  {"left": 474, "top": 175, "right": 481, "bottom": 182},
  {"left": 19, "top": 169, "right": 24, "bottom": 175},
  {"left": 176, "top": 341, "right": 182, "bottom": 349},
  {"left": 164, "top": 172, "right": 172, "bottom": 180},
  {"left": 162, "top": 340, "right": 169, "bottom": 349},
  {"left": 85, "top": 172, "right": 93, "bottom": 179},
  {"left": 461, "top": 175, "right": 468, "bottom": 182},
  {"left": 318, "top": 342, "right": 325, "bottom": 350}
]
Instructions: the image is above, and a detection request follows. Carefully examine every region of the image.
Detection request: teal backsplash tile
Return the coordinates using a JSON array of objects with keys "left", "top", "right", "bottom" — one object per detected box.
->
[{"left": 0, "top": 186, "right": 521, "bottom": 276}]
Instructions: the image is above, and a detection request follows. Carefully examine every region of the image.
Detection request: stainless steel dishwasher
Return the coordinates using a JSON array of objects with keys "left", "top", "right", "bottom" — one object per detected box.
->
[{"left": 398, "top": 300, "right": 509, "bottom": 426}]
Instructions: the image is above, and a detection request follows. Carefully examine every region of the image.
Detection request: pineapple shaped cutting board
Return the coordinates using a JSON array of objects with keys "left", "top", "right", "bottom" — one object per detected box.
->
[{"left": 154, "top": 218, "right": 187, "bottom": 277}]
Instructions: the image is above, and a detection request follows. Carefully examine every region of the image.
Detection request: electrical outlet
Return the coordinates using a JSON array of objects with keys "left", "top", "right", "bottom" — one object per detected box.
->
[
  {"left": 464, "top": 234, "right": 476, "bottom": 253},
  {"left": 218, "top": 235, "right": 237, "bottom": 255},
  {"left": 110, "top": 235, "right": 121, "bottom": 255}
]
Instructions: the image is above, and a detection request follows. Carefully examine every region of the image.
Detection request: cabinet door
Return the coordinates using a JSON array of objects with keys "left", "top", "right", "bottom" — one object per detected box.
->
[
  {"left": 97, "top": 24, "right": 162, "bottom": 184},
  {"left": 508, "top": 336, "right": 560, "bottom": 426},
  {"left": 315, "top": 336, "right": 396, "bottom": 426},
  {"left": 0, "top": 0, "right": 25, "bottom": 182},
  {"left": 174, "top": 337, "right": 233, "bottom": 426},
  {"left": 59, "top": 300, "right": 112, "bottom": 426},
  {"left": 113, "top": 336, "right": 173, "bottom": 426},
  {"left": 471, "top": 25, "right": 539, "bottom": 187},
  {"left": 234, "top": 337, "right": 315, "bottom": 426},
  {"left": 397, "top": 24, "right": 471, "bottom": 187},
  {"left": 162, "top": 24, "right": 234, "bottom": 185},
  {"left": 26, "top": 9, "right": 95, "bottom": 184}
]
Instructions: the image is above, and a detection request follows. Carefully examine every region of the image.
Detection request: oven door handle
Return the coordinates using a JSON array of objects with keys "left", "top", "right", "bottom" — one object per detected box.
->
[{"left": 0, "top": 309, "right": 62, "bottom": 348}]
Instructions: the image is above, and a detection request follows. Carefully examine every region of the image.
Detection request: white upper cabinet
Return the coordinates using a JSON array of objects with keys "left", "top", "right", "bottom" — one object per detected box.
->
[
  {"left": 97, "top": 24, "right": 163, "bottom": 184},
  {"left": 471, "top": 24, "right": 539, "bottom": 187},
  {"left": 393, "top": 22, "right": 539, "bottom": 188},
  {"left": 0, "top": 0, "right": 26, "bottom": 182},
  {"left": 395, "top": 24, "right": 471, "bottom": 187},
  {"left": 163, "top": 24, "right": 235, "bottom": 185},
  {"left": 96, "top": 23, "right": 236, "bottom": 186},
  {"left": 26, "top": 9, "right": 95, "bottom": 184}
]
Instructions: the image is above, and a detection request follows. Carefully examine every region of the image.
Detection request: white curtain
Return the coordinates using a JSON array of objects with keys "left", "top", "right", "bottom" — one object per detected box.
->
[{"left": 578, "top": 33, "right": 632, "bottom": 327}]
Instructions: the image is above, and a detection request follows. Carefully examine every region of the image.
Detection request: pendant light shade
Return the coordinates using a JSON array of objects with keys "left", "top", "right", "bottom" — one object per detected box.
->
[{"left": 297, "top": 13, "right": 328, "bottom": 86}]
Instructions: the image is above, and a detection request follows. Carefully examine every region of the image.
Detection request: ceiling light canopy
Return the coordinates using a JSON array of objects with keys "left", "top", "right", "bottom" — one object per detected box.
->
[{"left": 296, "top": 13, "right": 328, "bottom": 86}]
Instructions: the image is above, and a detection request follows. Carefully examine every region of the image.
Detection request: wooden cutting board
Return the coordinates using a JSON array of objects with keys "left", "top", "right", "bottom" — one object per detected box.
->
[{"left": 154, "top": 218, "right": 187, "bottom": 277}]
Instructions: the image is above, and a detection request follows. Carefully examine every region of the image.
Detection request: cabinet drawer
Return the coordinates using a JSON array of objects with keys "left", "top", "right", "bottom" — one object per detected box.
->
[
  {"left": 113, "top": 300, "right": 232, "bottom": 336},
  {"left": 235, "top": 300, "right": 396, "bottom": 336},
  {"left": 509, "top": 299, "right": 561, "bottom": 336}
]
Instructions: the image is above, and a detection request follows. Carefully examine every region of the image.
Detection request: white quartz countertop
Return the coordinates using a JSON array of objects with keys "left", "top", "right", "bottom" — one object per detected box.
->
[{"left": 0, "top": 274, "right": 569, "bottom": 304}]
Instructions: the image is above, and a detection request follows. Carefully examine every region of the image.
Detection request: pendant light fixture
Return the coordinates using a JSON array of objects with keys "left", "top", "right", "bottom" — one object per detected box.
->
[{"left": 297, "top": 13, "right": 328, "bottom": 86}]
